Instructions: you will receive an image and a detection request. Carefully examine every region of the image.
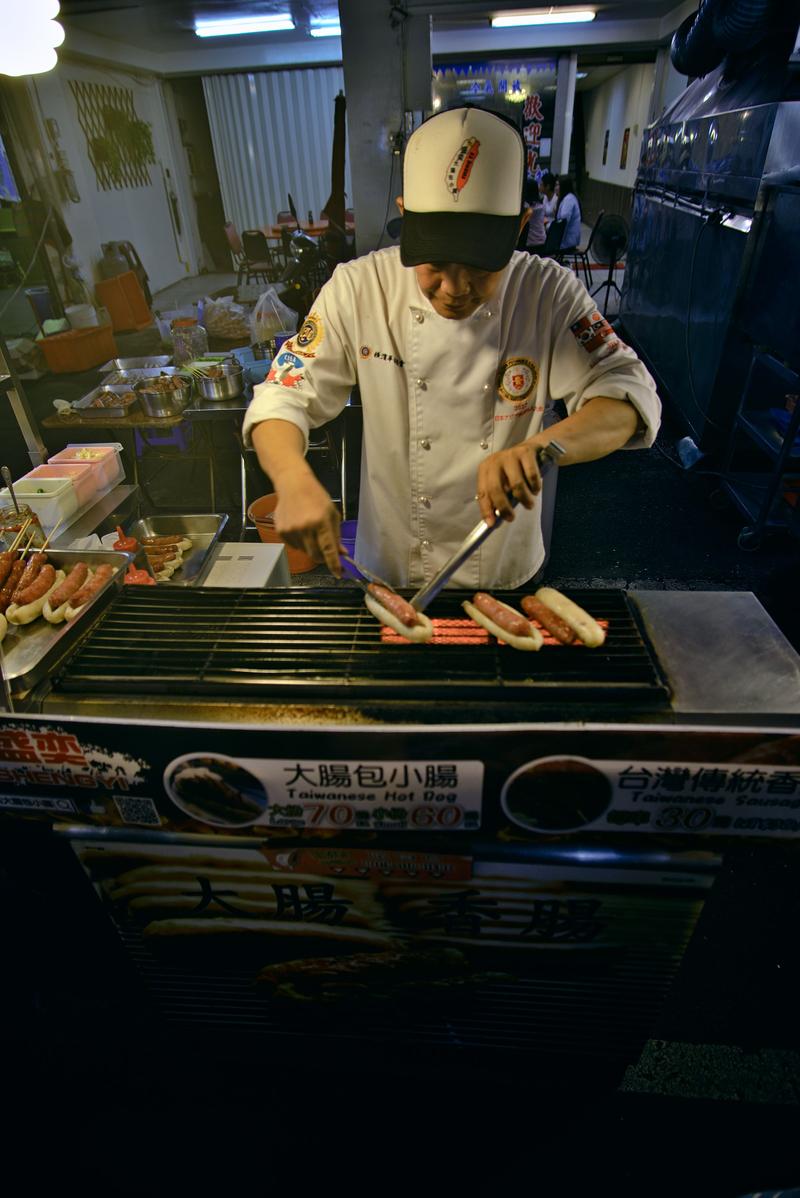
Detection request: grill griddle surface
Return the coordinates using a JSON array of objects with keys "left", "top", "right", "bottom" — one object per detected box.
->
[{"left": 53, "top": 587, "right": 669, "bottom": 705}]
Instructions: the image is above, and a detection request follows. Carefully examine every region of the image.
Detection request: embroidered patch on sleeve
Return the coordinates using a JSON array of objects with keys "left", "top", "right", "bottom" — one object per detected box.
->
[
  {"left": 266, "top": 348, "right": 305, "bottom": 389},
  {"left": 295, "top": 312, "right": 324, "bottom": 356},
  {"left": 570, "top": 310, "right": 620, "bottom": 355}
]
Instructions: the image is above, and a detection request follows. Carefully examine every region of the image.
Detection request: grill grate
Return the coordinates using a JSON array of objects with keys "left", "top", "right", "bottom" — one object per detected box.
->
[{"left": 54, "top": 587, "right": 670, "bottom": 705}]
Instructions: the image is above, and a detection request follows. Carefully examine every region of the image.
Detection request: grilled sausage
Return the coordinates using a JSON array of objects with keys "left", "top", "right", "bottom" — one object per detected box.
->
[
  {"left": 0, "top": 553, "right": 15, "bottom": 590},
  {"left": 520, "top": 595, "right": 576, "bottom": 644},
  {"left": 473, "top": 592, "right": 530, "bottom": 637},
  {"left": 43, "top": 562, "right": 90, "bottom": 624},
  {"left": 367, "top": 583, "right": 420, "bottom": 628},
  {"left": 364, "top": 591, "right": 434, "bottom": 643},
  {"left": 0, "top": 560, "right": 26, "bottom": 614},
  {"left": 11, "top": 553, "right": 46, "bottom": 602},
  {"left": 65, "top": 564, "right": 114, "bottom": 620},
  {"left": 14, "top": 562, "right": 55, "bottom": 607},
  {"left": 142, "top": 535, "right": 192, "bottom": 551},
  {"left": 463, "top": 593, "right": 543, "bottom": 651},
  {"left": 534, "top": 587, "right": 605, "bottom": 648}
]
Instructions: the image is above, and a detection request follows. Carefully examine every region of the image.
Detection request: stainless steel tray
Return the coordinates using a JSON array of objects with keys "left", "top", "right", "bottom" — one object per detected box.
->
[
  {"left": 72, "top": 384, "right": 140, "bottom": 420},
  {"left": 103, "top": 366, "right": 189, "bottom": 386},
  {"left": 126, "top": 514, "right": 228, "bottom": 586},
  {"left": 0, "top": 549, "right": 130, "bottom": 694},
  {"left": 99, "top": 355, "right": 172, "bottom": 373}
]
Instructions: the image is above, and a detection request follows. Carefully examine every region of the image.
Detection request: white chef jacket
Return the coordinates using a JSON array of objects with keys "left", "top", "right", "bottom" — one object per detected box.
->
[{"left": 243, "top": 247, "right": 660, "bottom": 590}]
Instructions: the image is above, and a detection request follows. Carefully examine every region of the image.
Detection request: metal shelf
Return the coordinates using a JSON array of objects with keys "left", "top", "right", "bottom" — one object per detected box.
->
[
  {"left": 720, "top": 474, "right": 797, "bottom": 532},
  {"left": 737, "top": 411, "right": 800, "bottom": 463}
]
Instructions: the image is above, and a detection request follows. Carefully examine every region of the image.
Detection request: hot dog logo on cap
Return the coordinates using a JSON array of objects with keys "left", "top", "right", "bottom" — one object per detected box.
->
[
  {"left": 445, "top": 137, "right": 480, "bottom": 202},
  {"left": 496, "top": 356, "right": 538, "bottom": 404},
  {"left": 294, "top": 312, "right": 324, "bottom": 357}
]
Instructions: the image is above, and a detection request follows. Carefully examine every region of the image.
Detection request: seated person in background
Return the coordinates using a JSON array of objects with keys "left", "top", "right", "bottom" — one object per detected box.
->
[
  {"left": 523, "top": 179, "right": 546, "bottom": 253},
  {"left": 556, "top": 176, "right": 582, "bottom": 251},
  {"left": 540, "top": 172, "right": 559, "bottom": 227}
]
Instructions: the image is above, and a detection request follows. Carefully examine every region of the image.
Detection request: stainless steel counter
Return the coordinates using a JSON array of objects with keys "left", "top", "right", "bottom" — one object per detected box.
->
[{"left": 631, "top": 591, "right": 800, "bottom": 716}]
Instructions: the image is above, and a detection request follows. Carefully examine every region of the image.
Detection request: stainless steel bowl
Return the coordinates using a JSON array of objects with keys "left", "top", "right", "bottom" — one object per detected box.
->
[
  {"left": 134, "top": 375, "right": 192, "bottom": 419},
  {"left": 194, "top": 362, "right": 245, "bottom": 402}
]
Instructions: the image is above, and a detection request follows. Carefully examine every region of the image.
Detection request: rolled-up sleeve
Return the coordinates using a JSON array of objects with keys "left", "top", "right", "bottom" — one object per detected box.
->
[
  {"left": 547, "top": 270, "right": 661, "bottom": 449},
  {"left": 241, "top": 271, "right": 357, "bottom": 452}
]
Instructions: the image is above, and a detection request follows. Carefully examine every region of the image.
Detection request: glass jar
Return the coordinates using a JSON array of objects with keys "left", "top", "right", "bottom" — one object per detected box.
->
[
  {"left": 171, "top": 318, "right": 209, "bottom": 367},
  {"left": 0, "top": 504, "right": 46, "bottom": 551}
]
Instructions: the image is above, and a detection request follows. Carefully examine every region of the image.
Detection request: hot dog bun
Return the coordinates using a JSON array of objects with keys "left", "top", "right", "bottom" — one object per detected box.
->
[
  {"left": 364, "top": 592, "right": 434, "bottom": 643},
  {"left": 6, "top": 569, "right": 65, "bottom": 625},
  {"left": 462, "top": 598, "right": 543, "bottom": 651},
  {"left": 534, "top": 586, "right": 605, "bottom": 647}
]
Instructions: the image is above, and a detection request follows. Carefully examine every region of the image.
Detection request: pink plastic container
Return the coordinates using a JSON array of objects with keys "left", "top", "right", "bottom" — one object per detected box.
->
[
  {"left": 25, "top": 462, "right": 98, "bottom": 507},
  {"left": 48, "top": 443, "right": 125, "bottom": 490}
]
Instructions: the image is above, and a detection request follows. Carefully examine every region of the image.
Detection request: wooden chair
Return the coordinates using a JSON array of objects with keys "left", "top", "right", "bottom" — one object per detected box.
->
[
  {"left": 241, "top": 230, "right": 282, "bottom": 285},
  {"left": 560, "top": 210, "right": 605, "bottom": 289}
]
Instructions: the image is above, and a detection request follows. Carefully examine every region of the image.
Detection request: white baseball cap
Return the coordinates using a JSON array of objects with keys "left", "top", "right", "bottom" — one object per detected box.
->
[{"left": 400, "top": 106, "right": 525, "bottom": 272}]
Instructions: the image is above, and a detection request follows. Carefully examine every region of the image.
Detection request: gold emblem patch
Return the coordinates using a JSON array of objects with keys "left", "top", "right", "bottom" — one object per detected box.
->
[
  {"left": 496, "top": 357, "right": 538, "bottom": 404},
  {"left": 295, "top": 312, "right": 324, "bottom": 356}
]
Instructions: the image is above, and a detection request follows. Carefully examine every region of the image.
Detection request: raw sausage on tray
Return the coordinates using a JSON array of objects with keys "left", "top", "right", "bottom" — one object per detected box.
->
[
  {"left": 0, "top": 560, "right": 27, "bottom": 614},
  {"left": 462, "top": 593, "right": 543, "bottom": 651},
  {"left": 43, "top": 561, "right": 90, "bottom": 624},
  {"left": 65, "top": 563, "right": 114, "bottom": 620},
  {"left": 7, "top": 565, "right": 65, "bottom": 625}
]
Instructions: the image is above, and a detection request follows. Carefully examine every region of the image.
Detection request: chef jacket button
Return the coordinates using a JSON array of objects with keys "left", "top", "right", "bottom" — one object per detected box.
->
[
  {"left": 420, "top": 495, "right": 432, "bottom": 508},
  {"left": 414, "top": 312, "right": 424, "bottom": 323},
  {"left": 419, "top": 438, "right": 431, "bottom": 450},
  {"left": 480, "top": 440, "right": 489, "bottom": 450},
  {"left": 483, "top": 383, "right": 491, "bottom": 392},
  {"left": 421, "top": 540, "right": 431, "bottom": 549},
  {"left": 416, "top": 378, "right": 427, "bottom": 389}
]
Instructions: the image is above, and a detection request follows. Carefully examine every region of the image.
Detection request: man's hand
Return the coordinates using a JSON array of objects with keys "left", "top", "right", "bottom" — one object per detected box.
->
[
  {"left": 251, "top": 418, "right": 343, "bottom": 576},
  {"left": 273, "top": 466, "right": 343, "bottom": 575},
  {"left": 476, "top": 438, "right": 547, "bottom": 526}
]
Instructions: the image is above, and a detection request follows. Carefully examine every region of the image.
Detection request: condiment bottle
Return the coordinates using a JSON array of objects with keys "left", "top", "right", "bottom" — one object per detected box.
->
[
  {"left": 124, "top": 562, "right": 156, "bottom": 586},
  {"left": 113, "top": 524, "right": 138, "bottom": 553}
]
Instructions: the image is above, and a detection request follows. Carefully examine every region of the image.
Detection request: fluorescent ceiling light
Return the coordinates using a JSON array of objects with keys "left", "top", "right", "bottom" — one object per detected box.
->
[
  {"left": 492, "top": 9, "right": 596, "bottom": 27},
  {"left": 309, "top": 18, "right": 341, "bottom": 37},
  {"left": 194, "top": 14, "right": 294, "bottom": 38}
]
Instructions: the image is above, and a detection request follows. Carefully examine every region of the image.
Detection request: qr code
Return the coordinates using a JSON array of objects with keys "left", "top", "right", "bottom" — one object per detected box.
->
[{"left": 113, "top": 795, "right": 162, "bottom": 827}]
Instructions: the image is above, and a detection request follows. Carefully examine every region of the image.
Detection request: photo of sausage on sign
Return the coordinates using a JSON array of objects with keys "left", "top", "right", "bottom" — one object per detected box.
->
[{"left": 164, "top": 755, "right": 269, "bottom": 828}]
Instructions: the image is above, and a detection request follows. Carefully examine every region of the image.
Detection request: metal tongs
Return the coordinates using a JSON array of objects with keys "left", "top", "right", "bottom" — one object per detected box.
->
[{"left": 409, "top": 440, "right": 566, "bottom": 612}]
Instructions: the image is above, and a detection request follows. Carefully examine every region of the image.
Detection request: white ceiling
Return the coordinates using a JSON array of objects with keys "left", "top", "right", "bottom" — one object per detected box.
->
[{"left": 57, "top": 1, "right": 696, "bottom": 72}]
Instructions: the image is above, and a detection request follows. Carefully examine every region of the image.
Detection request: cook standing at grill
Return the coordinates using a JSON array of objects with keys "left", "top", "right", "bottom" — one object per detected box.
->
[{"left": 244, "top": 106, "right": 661, "bottom": 590}]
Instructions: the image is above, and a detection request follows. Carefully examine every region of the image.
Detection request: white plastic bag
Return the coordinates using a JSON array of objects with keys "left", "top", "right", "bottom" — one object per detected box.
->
[
  {"left": 250, "top": 288, "right": 296, "bottom": 344},
  {"left": 202, "top": 295, "right": 251, "bottom": 340}
]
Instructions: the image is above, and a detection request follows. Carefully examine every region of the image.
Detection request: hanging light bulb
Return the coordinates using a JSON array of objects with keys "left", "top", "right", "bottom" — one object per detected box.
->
[{"left": 0, "top": 0, "right": 65, "bottom": 77}]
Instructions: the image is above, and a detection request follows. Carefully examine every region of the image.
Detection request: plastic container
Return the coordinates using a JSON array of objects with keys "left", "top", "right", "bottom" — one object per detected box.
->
[
  {"left": 171, "top": 318, "right": 208, "bottom": 367},
  {"left": 340, "top": 519, "right": 357, "bottom": 558},
  {"left": 2, "top": 479, "right": 78, "bottom": 531},
  {"left": 247, "top": 493, "right": 317, "bottom": 573},
  {"left": 39, "top": 325, "right": 117, "bottom": 373},
  {"left": 48, "top": 443, "right": 125, "bottom": 490},
  {"left": 25, "top": 462, "right": 98, "bottom": 508},
  {"left": 66, "top": 303, "right": 99, "bottom": 329}
]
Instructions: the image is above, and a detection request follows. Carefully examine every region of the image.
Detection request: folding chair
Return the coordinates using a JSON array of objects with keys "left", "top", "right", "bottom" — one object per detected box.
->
[
  {"left": 560, "top": 210, "right": 605, "bottom": 289},
  {"left": 241, "top": 230, "right": 282, "bottom": 285}
]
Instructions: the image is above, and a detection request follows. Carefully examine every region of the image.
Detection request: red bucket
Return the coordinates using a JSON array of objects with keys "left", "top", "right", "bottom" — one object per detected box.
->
[{"left": 247, "top": 493, "right": 318, "bottom": 574}]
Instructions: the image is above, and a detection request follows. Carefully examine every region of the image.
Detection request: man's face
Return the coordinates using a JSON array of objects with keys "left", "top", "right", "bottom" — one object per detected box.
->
[{"left": 414, "top": 262, "right": 505, "bottom": 320}]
